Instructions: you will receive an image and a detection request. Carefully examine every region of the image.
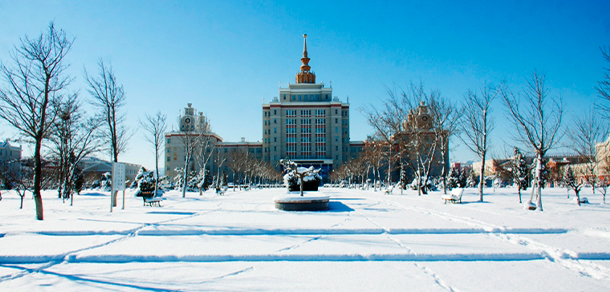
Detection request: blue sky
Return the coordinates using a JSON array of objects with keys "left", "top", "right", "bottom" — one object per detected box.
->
[{"left": 1, "top": 0, "right": 609, "bottom": 170}]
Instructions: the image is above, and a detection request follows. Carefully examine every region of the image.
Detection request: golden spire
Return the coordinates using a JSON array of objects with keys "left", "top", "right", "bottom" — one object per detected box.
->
[
  {"left": 300, "top": 34, "right": 311, "bottom": 72},
  {"left": 296, "top": 34, "right": 315, "bottom": 84}
]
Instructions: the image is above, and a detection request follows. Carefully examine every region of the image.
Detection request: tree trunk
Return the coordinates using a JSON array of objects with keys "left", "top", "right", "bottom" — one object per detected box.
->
[
  {"left": 300, "top": 175, "right": 304, "bottom": 196},
  {"left": 182, "top": 157, "right": 189, "bottom": 198},
  {"left": 535, "top": 153, "right": 544, "bottom": 211},
  {"left": 478, "top": 152, "right": 486, "bottom": 202},
  {"left": 34, "top": 137, "right": 44, "bottom": 220}
]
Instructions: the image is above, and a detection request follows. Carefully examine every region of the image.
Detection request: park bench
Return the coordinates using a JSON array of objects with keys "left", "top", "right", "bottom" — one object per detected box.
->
[
  {"left": 141, "top": 191, "right": 162, "bottom": 207},
  {"left": 216, "top": 187, "right": 227, "bottom": 196},
  {"left": 144, "top": 197, "right": 162, "bottom": 207},
  {"left": 383, "top": 186, "right": 394, "bottom": 195},
  {"left": 442, "top": 188, "right": 463, "bottom": 204}
]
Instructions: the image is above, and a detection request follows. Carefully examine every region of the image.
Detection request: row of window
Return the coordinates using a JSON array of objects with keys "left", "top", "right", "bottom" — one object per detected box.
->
[
  {"left": 264, "top": 108, "right": 348, "bottom": 117},
  {"left": 283, "top": 94, "right": 330, "bottom": 101}
]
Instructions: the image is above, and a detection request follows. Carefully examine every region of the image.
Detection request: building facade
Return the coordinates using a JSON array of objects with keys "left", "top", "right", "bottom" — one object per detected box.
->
[
  {"left": 165, "top": 35, "right": 361, "bottom": 183},
  {"left": 77, "top": 157, "right": 141, "bottom": 185},
  {"left": 165, "top": 104, "right": 264, "bottom": 181},
  {"left": 262, "top": 34, "right": 352, "bottom": 177},
  {"left": 392, "top": 102, "right": 450, "bottom": 182},
  {"left": 0, "top": 139, "right": 22, "bottom": 183}
]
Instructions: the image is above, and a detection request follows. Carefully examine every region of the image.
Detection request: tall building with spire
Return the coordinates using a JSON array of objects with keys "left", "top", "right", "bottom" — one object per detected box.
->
[{"left": 262, "top": 34, "right": 353, "bottom": 177}]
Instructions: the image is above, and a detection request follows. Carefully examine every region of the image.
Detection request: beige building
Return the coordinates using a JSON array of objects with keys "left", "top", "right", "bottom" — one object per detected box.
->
[
  {"left": 165, "top": 35, "right": 362, "bottom": 183},
  {"left": 0, "top": 139, "right": 22, "bottom": 182},
  {"left": 165, "top": 104, "right": 263, "bottom": 181},
  {"left": 262, "top": 35, "right": 352, "bottom": 177}
]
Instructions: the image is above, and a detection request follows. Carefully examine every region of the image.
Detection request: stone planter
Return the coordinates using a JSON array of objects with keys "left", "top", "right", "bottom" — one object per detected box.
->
[{"left": 274, "top": 195, "right": 329, "bottom": 211}]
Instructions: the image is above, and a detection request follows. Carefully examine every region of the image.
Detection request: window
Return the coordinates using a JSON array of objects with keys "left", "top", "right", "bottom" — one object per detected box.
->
[
  {"left": 274, "top": 128, "right": 277, "bottom": 133},
  {"left": 283, "top": 95, "right": 286, "bottom": 100},
  {"left": 274, "top": 137, "right": 277, "bottom": 142},
  {"left": 274, "top": 119, "right": 277, "bottom": 124},
  {"left": 335, "top": 118, "right": 338, "bottom": 123},
  {"left": 335, "top": 127, "right": 338, "bottom": 133},
  {"left": 274, "top": 110, "right": 277, "bottom": 115},
  {"left": 167, "top": 157, "right": 170, "bottom": 162},
  {"left": 336, "top": 146, "right": 338, "bottom": 151},
  {"left": 167, "top": 138, "right": 171, "bottom": 144},
  {"left": 286, "top": 110, "right": 296, "bottom": 117},
  {"left": 335, "top": 136, "right": 338, "bottom": 142},
  {"left": 335, "top": 109, "right": 338, "bottom": 114},
  {"left": 298, "top": 95, "right": 301, "bottom": 100}
]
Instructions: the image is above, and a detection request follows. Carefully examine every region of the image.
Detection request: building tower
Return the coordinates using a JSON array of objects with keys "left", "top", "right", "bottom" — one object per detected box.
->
[{"left": 262, "top": 35, "right": 351, "bottom": 179}]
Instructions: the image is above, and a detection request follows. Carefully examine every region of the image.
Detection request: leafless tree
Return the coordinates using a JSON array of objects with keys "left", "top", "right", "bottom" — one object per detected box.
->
[
  {"left": 140, "top": 111, "right": 167, "bottom": 197},
  {"left": 361, "top": 82, "right": 443, "bottom": 194},
  {"left": 192, "top": 116, "right": 216, "bottom": 195},
  {"left": 567, "top": 107, "right": 608, "bottom": 194},
  {"left": 430, "top": 95, "right": 461, "bottom": 194},
  {"left": 0, "top": 22, "right": 73, "bottom": 220},
  {"left": 502, "top": 71, "right": 564, "bottom": 211},
  {"left": 458, "top": 83, "right": 497, "bottom": 202},
  {"left": 49, "top": 96, "right": 103, "bottom": 205},
  {"left": 177, "top": 122, "right": 197, "bottom": 198},
  {"left": 86, "top": 59, "right": 131, "bottom": 206},
  {"left": 362, "top": 138, "right": 388, "bottom": 191},
  {"left": 597, "top": 46, "right": 610, "bottom": 119}
]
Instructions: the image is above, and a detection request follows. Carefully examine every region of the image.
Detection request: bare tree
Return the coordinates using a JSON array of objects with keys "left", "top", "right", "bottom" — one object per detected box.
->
[
  {"left": 597, "top": 46, "right": 610, "bottom": 119},
  {"left": 178, "top": 123, "right": 197, "bottom": 197},
  {"left": 458, "top": 83, "right": 497, "bottom": 202},
  {"left": 49, "top": 96, "right": 103, "bottom": 205},
  {"left": 567, "top": 107, "right": 608, "bottom": 194},
  {"left": 502, "top": 71, "right": 564, "bottom": 211},
  {"left": 0, "top": 22, "right": 73, "bottom": 220},
  {"left": 140, "top": 111, "right": 167, "bottom": 198},
  {"left": 362, "top": 137, "right": 388, "bottom": 191},
  {"left": 193, "top": 115, "right": 216, "bottom": 195},
  {"left": 86, "top": 59, "right": 131, "bottom": 206},
  {"left": 361, "top": 82, "right": 443, "bottom": 194},
  {"left": 430, "top": 95, "right": 461, "bottom": 194}
]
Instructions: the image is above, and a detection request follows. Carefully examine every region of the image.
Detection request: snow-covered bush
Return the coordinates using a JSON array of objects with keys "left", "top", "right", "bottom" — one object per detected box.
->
[
  {"left": 133, "top": 167, "right": 164, "bottom": 197},
  {"left": 283, "top": 167, "right": 322, "bottom": 192},
  {"left": 280, "top": 159, "right": 321, "bottom": 195},
  {"left": 101, "top": 172, "right": 112, "bottom": 191},
  {"left": 409, "top": 177, "right": 436, "bottom": 193}
]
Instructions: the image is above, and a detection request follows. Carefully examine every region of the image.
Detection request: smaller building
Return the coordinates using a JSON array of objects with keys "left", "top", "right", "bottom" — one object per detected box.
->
[
  {"left": 77, "top": 157, "right": 141, "bottom": 184},
  {"left": 0, "top": 139, "right": 22, "bottom": 183}
]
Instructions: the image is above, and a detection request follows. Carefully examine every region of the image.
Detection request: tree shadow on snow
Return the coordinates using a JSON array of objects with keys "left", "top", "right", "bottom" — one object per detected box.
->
[{"left": 326, "top": 201, "right": 355, "bottom": 212}]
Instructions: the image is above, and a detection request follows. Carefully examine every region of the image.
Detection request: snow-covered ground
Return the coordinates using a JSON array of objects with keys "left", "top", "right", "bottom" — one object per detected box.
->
[{"left": 1, "top": 186, "right": 609, "bottom": 291}]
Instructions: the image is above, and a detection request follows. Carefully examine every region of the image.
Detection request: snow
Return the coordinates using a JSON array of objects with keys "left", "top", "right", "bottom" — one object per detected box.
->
[{"left": 1, "top": 186, "right": 610, "bottom": 291}]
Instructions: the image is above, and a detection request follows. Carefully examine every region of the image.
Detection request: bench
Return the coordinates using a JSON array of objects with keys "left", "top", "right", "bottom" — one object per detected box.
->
[
  {"left": 442, "top": 188, "right": 463, "bottom": 204},
  {"left": 143, "top": 197, "right": 162, "bottom": 207},
  {"left": 383, "top": 186, "right": 394, "bottom": 195},
  {"left": 216, "top": 187, "right": 226, "bottom": 196}
]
